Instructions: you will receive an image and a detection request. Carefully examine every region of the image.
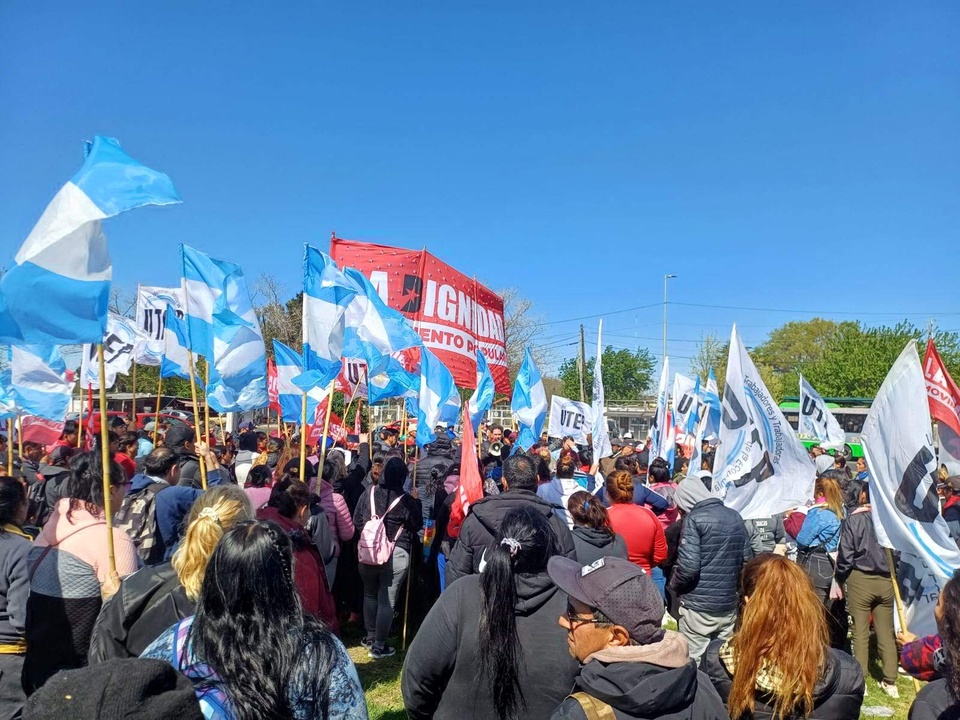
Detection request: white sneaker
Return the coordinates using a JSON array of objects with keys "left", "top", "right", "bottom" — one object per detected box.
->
[{"left": 880, "top": 681, "right": 900, "bottom": 699}]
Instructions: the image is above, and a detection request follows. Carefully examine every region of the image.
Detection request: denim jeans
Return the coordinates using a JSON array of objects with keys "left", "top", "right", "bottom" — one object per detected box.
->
[{"left": 649, "top": 567, "right": 666, "bottom": 602}]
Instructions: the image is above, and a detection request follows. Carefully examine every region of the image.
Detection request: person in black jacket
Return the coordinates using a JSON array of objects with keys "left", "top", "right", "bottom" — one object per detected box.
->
[
  {"left": 402, "top": 506, "right": 579, "bottom": 720},
  {"left": 835, "top": 481, "right": 899, "bottom": 698},
  {"left": 407, "top": 435, "right": 457, "bottom": 526},
  {"left": 567, "top": 491, "right": 628, "bottom": 566},
  {"left": 549, "top": 555, "right": 728, "bottom": 720},
  {"left": 700, "top": 554, "right": 864, "bottom": 720},
  {"left": 445, "top": 454, "right": 576, "bottom": 587},
  {"left": 908, "top": 569, "right": 960, "bottom": 720},
  {"left": 353, "top": 457, "right": 422, "bottom": 658},
  {"left": 671, "top": 477, "right": 752, "bottom": 661}
]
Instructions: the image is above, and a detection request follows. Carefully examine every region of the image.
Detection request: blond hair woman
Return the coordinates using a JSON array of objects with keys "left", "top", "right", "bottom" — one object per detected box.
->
[{"left": 88, "top": 485, "right": 253, "bottom": 662}]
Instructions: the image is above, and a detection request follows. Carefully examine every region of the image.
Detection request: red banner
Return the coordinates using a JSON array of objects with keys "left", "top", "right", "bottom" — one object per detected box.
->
[
  {"left": 267, "top": 359, "right": 281, "bottom": 414},
  {"left": 923, "top": 338, "right": 960, "bottom": 434},
  {"left": 448, "top": 400, "right": 485, "bottom": 538},
  {"left": 330, "top": 238, "right": 509, "bottom": 396}
]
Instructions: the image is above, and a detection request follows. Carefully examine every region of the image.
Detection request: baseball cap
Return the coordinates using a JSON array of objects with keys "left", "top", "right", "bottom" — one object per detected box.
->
[
  {"left": 945, "top": 476, "right": 960, "bottom": 492},
  {"left": 548, "top": 556, "right": 665, "bottom": 645},
  {"left": 164, "top": 425, "right": 195, "bottom": 449},
  {"left": 239, "top": 420, "right": 255, "bottom": 431}
]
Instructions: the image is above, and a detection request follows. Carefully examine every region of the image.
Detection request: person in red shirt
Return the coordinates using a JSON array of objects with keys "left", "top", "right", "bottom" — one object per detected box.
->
[
  {"left": 114, "top": 432, "right": 139, "bottom": 481},
  {"left": 52, "top": 421, "right": 79, "bottom": 451},
  {"left": 605, "top": 470, "right": 667, "bottom": 598}
]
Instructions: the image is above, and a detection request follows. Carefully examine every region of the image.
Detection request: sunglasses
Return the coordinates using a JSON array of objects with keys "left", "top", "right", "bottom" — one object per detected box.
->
[{"left": 565, "top": 603, "right": 603, "bottom": 629}]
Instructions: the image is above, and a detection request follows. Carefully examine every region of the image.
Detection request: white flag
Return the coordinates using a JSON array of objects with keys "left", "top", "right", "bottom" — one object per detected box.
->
[
  {"left": 651, "top": 358, "right": 670, "bottom": 460},
  {"left": 672, "top": 373, "right": 699, "bottom": 442},
  {"left": 136, "top": 285, "right": 186, "bottom": 366},
  {"left": 591, "top": 320, "right": 612, "bottom": 461},
  {"left": 799, "top": 375, "right": 845, "bottom": 450},
  {"left": 79, "top": 312, "right": 146, "bottom": 390},
  {"left": 864, "top": 341, "right": 960, "bottom": 637},
  {"left": 714, "top": 325, "right": 815, "bottom": 520},
  {"left": 548, "top": 395, "right": 593, "bottom": 444}
]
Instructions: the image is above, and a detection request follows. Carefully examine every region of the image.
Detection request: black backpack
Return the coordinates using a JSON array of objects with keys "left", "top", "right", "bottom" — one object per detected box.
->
[{"left": 114, "top": 482, "right": 167, "bottom": 565}]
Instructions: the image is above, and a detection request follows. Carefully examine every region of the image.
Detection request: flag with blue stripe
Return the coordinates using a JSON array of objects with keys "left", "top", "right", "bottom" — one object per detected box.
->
[
  {"left": 368, "top": 355, "right": 419, "bottom": 404},
  {"left": 0, "top": 136, "right": 180, "bottom": 344},
  {"left": 9, "top": 345, "right": 74, "bottom": 421},
  {"left": 181, "top": 245, "right": 268, "bottom": 412},
  {"left": 0, "top": 379, "right": 15, "bottom": 421},
  {"left": 468, "top": 349, "right": 495, "bottom": 428},
  {"left": 274, "top": 340, "right": 308, "bottom": 423},
  {"left": 161, "top": 305, "right": 192, "bottom": 380},
  {"left": 416, "top": 348, "right": 459, "bottom": 447},
  {"left": 703, "top": 368, "right": 721, "bottom": 439},
  {"left": 511, "top": 347, "right": 547, "bottom": 450},
  {"left": 300, "top": 246, "right": 357, "bottom": 390}
]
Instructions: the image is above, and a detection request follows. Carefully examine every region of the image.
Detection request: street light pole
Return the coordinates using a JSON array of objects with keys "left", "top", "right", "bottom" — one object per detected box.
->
[{"left": 663, "top": 274, "right": 677, "bottom": 364}]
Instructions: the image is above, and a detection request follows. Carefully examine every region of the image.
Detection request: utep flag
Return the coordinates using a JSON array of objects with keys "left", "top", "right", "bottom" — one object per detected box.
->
[
  {"left": 592, "top": 320, "right": 612, "bottom": 461},
  {"left": 714, "top": 325, "right": 815, "bottom": 520},
  {"left": 335, "top": 360, "right": 369, "bottom": 402},
  {"left": 512, "top": 347, "right": 547, "bottom": 451},
  {"left": 449, "top": 400, "right": 484, "bottom": 538},
  {"left": 864, "top": 341, "right": 960, "bottom": 637},
  {"left": 548, "top": 395, "right": 593, "bottom": 445},
  {"left": 923, "top": 339, "right": 960, "bottom": 475},
  {"left": 672, "top": 373, "right": 699, "bottom": 440},
  {"left": 273, "top": 340, "right": 307, "bottom": 423},
  {"left": 798, "top": 374, "right": 845, "bottom": 450},
  {"left": 136, "top": 285, "right": 185, "bottom": 366},
  {"left": 703, "top": 369, "right": 721, "bottom": 440},
  {"left": 9, "top": 345, "right": 73, "bottom": 422},
  {"left": 79, "top": 312, "right": 145, "bottom": 390},
  {"left": 181, "top": 245, "right": 268, "bottom": 412},
  {"left": 650, "top": 358, "right": 670, "bottom": 460},
  {"left": 0, "top": 137, "right": 180, "bottom": 344},
  {"left": 161, "top": 305, "right": 193, "bottom": 381},
  {"left": 416, "top": 348, "right": 458, "bottom": 447},
  {"left": 300, "top": 246, "right": 357, "bottom": 389},
  {"left": 468, "top": 348, "right": 495, "bottom": 428}
]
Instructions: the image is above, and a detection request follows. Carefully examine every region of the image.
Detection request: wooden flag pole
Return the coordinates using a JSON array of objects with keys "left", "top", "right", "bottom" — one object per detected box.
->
[
  {"left": 299, "top": 394, "right": 308, "bottom": 482},
  {"left": 203, "top": 364, "right": 212, "bottom": 449},
  {"left": 6, "top": 419, "right": 13, "bottom": 477},
  {"left": 277, "top": 410, "right": 283, "bottom": 440},
  {"left": 130, "top": 361, "right": 137, "bottom": 427},
  {"left": 153, "top": 376, "right": 163, "bottom": 445},
  {"left": 97, "top": 345, "right": 119, "bottom": 583},
  {"left": 186, "top": 351, "right": 207, "bottom": 490},
  {"left": 16, "top": 418, "right": 23, "bottom": 463},
  {"left": 402, "top": 408, "right": 409, "bottom": 464},
  {"left": 78, "top": 384, "right": 89, "bottom": 449},
  {"left": 319, "top": 381, "right": 335, "bottom": 468},
  {"left": 886, "top": 548, "right": 921, "bottom": 693},
  {"left": 367, "top": 398, "right": 373, "bottom": 461}
]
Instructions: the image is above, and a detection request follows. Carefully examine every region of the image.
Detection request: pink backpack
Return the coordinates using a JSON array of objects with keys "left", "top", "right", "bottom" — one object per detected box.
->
[{"left": 358, "top": 486, "right": 404, "bottom": 565}]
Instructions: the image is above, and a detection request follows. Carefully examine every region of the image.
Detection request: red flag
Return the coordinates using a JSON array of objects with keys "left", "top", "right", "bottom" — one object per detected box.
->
[
  {"left": 267, "top": 359, "right": 281, "bottom": 414},
  {"left": 21, "top": 416, "right": 64, "bottom": 447},
  {"left": 923, "top": 338, "right": 960, "bottom": 434},
  {"left": 448, "top": 401, "right": 484, "bottom": 538}
]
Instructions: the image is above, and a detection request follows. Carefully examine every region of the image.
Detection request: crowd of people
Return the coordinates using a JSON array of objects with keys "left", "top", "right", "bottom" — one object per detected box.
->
[{"left": 0, "top": 415, "right": 958, "bottom": 719}]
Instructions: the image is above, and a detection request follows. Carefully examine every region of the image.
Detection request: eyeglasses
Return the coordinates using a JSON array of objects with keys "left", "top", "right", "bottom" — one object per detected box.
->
[{"left": 565, "top": 604, "right": 603, "bottom": 629}]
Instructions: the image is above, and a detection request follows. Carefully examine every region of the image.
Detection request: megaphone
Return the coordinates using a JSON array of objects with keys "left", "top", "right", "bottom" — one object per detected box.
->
[{"left": 489, "top": 441, "right": 503, "bottom": 458}]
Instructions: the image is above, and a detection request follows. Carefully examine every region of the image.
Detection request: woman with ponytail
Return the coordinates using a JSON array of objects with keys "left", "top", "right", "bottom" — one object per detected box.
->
[
  {"left": 701, "top": 553, "right": 864, "bottom": 720},
  {"left": 567, "top": 490, "right": 628, "bottom": 566},
  {"left": 402, "top": 505, "right": 578, "bottom": 720},
  {"left": 89, "top": 485, "right": 254, "bottom": 662}
]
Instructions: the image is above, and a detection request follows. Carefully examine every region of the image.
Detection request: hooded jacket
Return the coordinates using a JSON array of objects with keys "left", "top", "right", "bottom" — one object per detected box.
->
[
  {"left": 402, "top": 571, "right": 579, "bottom": 720},
  {"left": 317, "top": 480, "right": 355, "bottom": 547},
  {"left": 444, "top": 489, "right": 577, "bottom": 586},
  {"left": 552, "top": 633, "right": 729, "bottom": 720},
  {"left": 571, "top": 526, "right": 629, "bottom": 567},
  {"left": 700, "top": 638, "right": 865, "bottom": 720},
  {"left": 909, "top": 678, "right": 960, "bottom": 720},
  {"left": 352, "top": 475, "right": 423, "bottom": 554},
  {"left": 671, "top": 480, "right": 752, "bottom": 615},
  {"left": 407, "top": 436, "right": 457, "bottom": 524}
]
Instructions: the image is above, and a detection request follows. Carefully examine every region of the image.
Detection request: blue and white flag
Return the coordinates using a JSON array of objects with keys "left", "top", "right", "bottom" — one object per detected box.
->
[
  {"left": 0, "top": 136, "right": 180, "bottom": 344},
  {"left": 799, "top": 374, "right": 846, "bottom": 450},
  {"left": 300, "top": 246, "right": 358, "bottom": 389},
  {"left": 79, "top": 312, "right": 145, "bottom": 390},
  {"left": 703, "top": 368, "right": 721, "bottom": 441},
  {"left": 274, "top": 340, "right": 307, "bottom": 423},
  {"left": 368, "top": 356, "right": 420, "bottom": 405},
  {"left": 672, "top": 373, "right": 700, "bottom": 440},
  {"left": 468, "top": 349, "right": 495, "bottom": 428},
  {"left": 9, "top": 345, "right": 73, "bottom": 421},
  {"left": 511, "top": 347, "right": 547, "bottom": 450},
  {"left": 161, "top": 305, "right": 193, "bottom": 381},
  {"left": 650, "top": 358, "right": 670, "bottom": 460},
  {"left": 0, "top": 382, "right": 15, "bottom": 421},
  {"left": 181, "top": 245, "right": 268, "bottom": 413},
  {"left": 416, "top": 348, "right": 459, "bottom": 447},
  {"left": 591, "top": 320, "right": 612, "bottom": 461}
]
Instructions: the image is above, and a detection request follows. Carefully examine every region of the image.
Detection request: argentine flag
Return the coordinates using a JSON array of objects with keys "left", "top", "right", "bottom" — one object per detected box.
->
[
  {"left": 511, "top": 347, "right": 547, "bottom": 450},
  {"left": 0, "top": 137, "right": 180, "bottom": 344},
  {"left": 9, "top": 345, "right": 74, "bottom": 422},
  {"left": 416, "top": 348, "right": 459, "bottom": 447},
  {"left": 181, "top": 245, "right": 268, "bottom": 412},
  {"left": 703, "top": 368, "right": 721, "bottom": 440},
  {"left": 274, "top": 340, "right": 308, "bottom": 423},
  {"left": 161, "top": 305, "right": 192, "bottom": 381},
  {"left": 368, "top": 355, "right": 420, "bottom": 405},
  {"left": 300, "top": 246, "right": 358, "bottom": 390},
  {"left": 468, "top": 348, "right": 495, "bottom": 428}
]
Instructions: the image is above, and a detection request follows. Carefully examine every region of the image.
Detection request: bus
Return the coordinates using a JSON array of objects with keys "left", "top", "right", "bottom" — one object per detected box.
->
[{"left": 778, "top": 398, "right": 872, "bottom": 460}]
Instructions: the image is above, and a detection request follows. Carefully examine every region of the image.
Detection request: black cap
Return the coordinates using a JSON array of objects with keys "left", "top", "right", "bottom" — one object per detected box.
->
[
  {"left": 164, "top": 425, "right": 195, "bottom": 449},
  {"left": 548, "top": 556, "right": 664, "bottom": 645}
]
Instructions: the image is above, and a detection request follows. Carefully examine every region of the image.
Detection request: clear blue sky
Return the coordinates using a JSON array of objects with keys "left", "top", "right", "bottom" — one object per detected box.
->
[{"left": 3, "top": 2, "right": 958, "bottom": 376}]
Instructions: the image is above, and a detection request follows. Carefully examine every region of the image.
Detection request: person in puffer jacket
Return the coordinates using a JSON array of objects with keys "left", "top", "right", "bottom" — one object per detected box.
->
[
  {"left": 670, "top": 477, "right": 752, "bottom": 661},
  {"left": 407, "top": 435, "right": 457, "bottom": 526}
]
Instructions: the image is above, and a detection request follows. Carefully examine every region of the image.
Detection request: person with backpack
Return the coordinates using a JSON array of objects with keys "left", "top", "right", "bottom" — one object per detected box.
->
[
  {"left": 353, "top": 457, "right": 422, "bottom": 659},
  {"left": 408, "top": 435, "right": 456, "bottom": 526}
]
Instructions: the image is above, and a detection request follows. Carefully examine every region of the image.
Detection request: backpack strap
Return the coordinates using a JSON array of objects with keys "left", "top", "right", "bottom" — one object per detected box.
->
[{"left": 568, "top": 692, "right": 616, "bottom": 720}]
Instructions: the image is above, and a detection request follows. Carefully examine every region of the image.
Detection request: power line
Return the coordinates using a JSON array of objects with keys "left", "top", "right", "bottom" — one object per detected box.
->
[
  {"left": 668, "top": 301, "right": 960, "bottom": 317},
  {"left": 542, "top": 302, "right": 661, "bottom": 326}
]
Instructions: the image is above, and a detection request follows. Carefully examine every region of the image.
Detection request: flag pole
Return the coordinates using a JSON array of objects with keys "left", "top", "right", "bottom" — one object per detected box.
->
[
  {"left": 319, "top": 381, "right": 335, "bottom": 467},
  {"left": 299, "top": 393, "right": 308, "bottom": 481},
  {"left": 277, "top": 409, "right": 282, "bottom": 440},
  {"left": 131, "top": 360, "right": 137, "bottom": 427},
  {"left": 367, "top": 398, "right": 373, "bottom": 462},
  {"left": 186, "top": 351, "right": 208, "bottom": 490},
  {"left": 6, "top": 420, "right": 13, "bottom": 477},
  {"left": 886, "top": 548, "right": 921, "bottom": 693},
  {"left": 153, "top": 376, "right": 162, "bottom": 445},
  {"left": 97, "top": 345, "right": 119, "bottom": 583},
  {"left": 16, "top": 417, "right": 23, "bottom": 464},
  {"left": 402, "top": 406, "right": 409, "bottom": 464},
  {"left": 203, "top": 363, "right": 212, "bottom": 450}
]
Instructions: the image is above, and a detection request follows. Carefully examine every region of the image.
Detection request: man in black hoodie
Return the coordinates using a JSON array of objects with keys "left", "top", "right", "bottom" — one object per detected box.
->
[
  {"left": 444, "top": 454, "right": 576, "bottom": 587},
  {"left": 548, "top": 555, "right": 728, "bottom": 720},
  {"left": 407, "top": 435, "right": 456, "bottom": 525}
]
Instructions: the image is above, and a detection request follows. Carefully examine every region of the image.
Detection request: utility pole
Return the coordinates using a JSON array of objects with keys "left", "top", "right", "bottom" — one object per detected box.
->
[
  {"left": 663, "top": 274, "right": 677, "bottom": 364},
  {"left": 578, "top": 324, "right": 586, "bottom": 402}
]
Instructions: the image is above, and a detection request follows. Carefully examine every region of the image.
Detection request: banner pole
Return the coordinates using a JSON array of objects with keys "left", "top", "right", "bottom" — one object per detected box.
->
[
  {"left": 6, "top": 419, "right": 13, "bottom": 477},
  {"left": 16, "top": 417, "right": 23, "bottom": 464},
  {"left": 367, "top": 398, "right": 373, "bottom": 462},
  {"left": 186, "top": 351, "right": 207, "bottom": 490},
  {"left": 320, "top": 381, "right": 335, "bottom": 468},
  {"left": 299, "top": 394, "right": 308, "bottom": 481},
  {"left": 203, "top": 363, "right": 212, "bottom": 448},
  {"left": 886, "top": 548, "right": 921, "bottom": 693},
  {"left": 402, "top": 407, "right": 408, "bottom": 464},
  {"left": 131, "top": 360, "right": 137, "bottom": 427},
  {"left": 153, "top": 376, "right": 163, "bottom": 445},
  {"left": 277, "top": 409, "right": 282, "bottom": 440},
  {"left": 97, "top": 345, "right": 119, "bottom": 583},
  {"left": 402, "top": 553, "right": 415, "bottom": 651}
]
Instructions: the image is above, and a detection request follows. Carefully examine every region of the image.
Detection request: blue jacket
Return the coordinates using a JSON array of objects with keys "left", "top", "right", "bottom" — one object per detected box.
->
[
  {"left": 595, "top": 481, "right": 669, "bottom": 515},
  {"left": 797, "top": 506, "right": 842, "bottom": 553}
]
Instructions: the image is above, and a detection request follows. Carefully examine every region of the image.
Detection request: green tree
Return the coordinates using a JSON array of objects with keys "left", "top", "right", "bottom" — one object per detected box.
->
[
  {"left": 558, "top": 346, "right": 656, "bottom": 402},
  {"left": 691, "top": 332, "right": 726, "bottom": 384}
]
